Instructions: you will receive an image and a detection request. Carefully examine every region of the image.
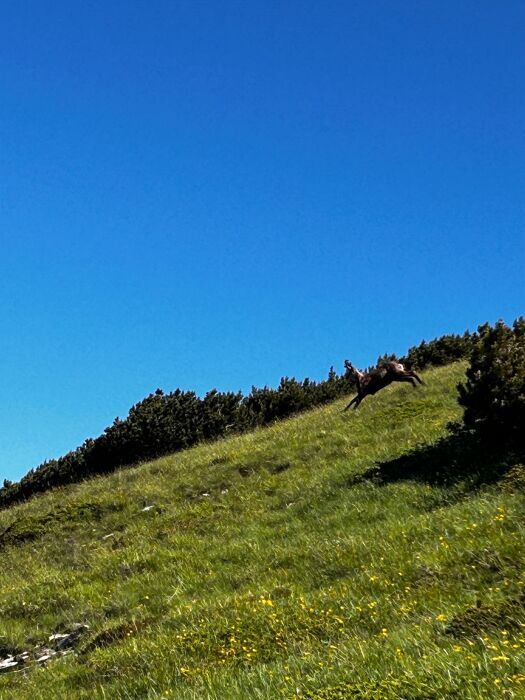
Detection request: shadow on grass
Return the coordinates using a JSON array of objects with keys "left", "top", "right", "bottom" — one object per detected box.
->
[
  {"left": 356, "top": 428, "right": 522, "bottom": 489},
  {"left": 445, "top": 590, "right": 525, "bottom": 638}
]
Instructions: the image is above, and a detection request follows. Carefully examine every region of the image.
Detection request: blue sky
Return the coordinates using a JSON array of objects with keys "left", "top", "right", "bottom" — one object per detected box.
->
[{"left": 1, "top": 0, "right": 524, "bottom": 481}]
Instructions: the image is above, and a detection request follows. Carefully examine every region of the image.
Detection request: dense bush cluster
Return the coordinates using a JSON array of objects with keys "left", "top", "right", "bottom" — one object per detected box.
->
[
  {"left": 458, "top": 318, "right": 525, "bottom": 448},
  {"left": 398, "top": 331, "right": 475, "bottom": 370},
  {"left": 0, "top": 369, "right": 350, "bottom": 508},
  {"left": 372, "top": 332, "right": 475, "bottom": 373}
]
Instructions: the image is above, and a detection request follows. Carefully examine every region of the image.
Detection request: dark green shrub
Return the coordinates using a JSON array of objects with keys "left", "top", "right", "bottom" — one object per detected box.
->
[
  {"left": 458, "top": 318, "right": 525, "bottom": 447},
  {"left": 401, "top": 331, "right": 474, "bottom": 370}
]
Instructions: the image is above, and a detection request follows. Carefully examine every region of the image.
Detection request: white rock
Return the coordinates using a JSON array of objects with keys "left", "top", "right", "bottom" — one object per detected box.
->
[
  {"left": 0, "top": 659, "right": 18, "bottom": 672},
  {"left": 49, "top": 633, "right": 69, "bottom": 643}
]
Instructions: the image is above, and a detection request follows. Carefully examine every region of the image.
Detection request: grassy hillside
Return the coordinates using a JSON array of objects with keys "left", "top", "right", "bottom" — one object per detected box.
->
[{"left": 1, "top": 363, "right": 524, "bottom": 699}]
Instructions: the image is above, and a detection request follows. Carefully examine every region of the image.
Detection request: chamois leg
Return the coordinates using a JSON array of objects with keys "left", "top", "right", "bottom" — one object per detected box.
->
[
  {"left": 405, "top": 370, "right": 424, "bottom": 385},
  {"left": 344, "top": 394, "right": 361, "bottom": 411}
]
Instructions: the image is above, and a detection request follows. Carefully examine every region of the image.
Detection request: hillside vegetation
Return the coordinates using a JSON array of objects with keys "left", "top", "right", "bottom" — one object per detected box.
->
[
  {"left": 1, "top": 362, "right": 524, "bottom": 699},
  {"left": 0, "top": 330, "right": 475, "bottom": 509}
]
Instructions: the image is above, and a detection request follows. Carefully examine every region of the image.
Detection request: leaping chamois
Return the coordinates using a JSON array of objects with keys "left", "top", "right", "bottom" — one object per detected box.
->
[{"left": 343, "top": 359, "right": 423, "bottom": 410}]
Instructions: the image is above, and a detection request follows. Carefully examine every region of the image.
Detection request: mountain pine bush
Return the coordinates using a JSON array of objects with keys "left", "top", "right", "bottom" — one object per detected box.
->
[{"left": 458, "top": 318, "right": 525, "bottom": 448}]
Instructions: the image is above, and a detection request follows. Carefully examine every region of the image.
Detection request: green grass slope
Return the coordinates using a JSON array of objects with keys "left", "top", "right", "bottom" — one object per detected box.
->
[{"left": 1, "top": 363, "right": 524, "bottom": 699}]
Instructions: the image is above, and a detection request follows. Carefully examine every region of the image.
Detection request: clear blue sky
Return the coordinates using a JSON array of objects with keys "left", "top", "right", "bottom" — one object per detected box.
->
[{"left": 1, "top": 1, "right": 524, "bottom": 481}]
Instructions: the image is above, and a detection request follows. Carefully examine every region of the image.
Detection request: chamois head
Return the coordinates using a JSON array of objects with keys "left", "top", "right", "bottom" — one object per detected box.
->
[{"left": 344, "top": 360, "right": 363, "bottom": 380}]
